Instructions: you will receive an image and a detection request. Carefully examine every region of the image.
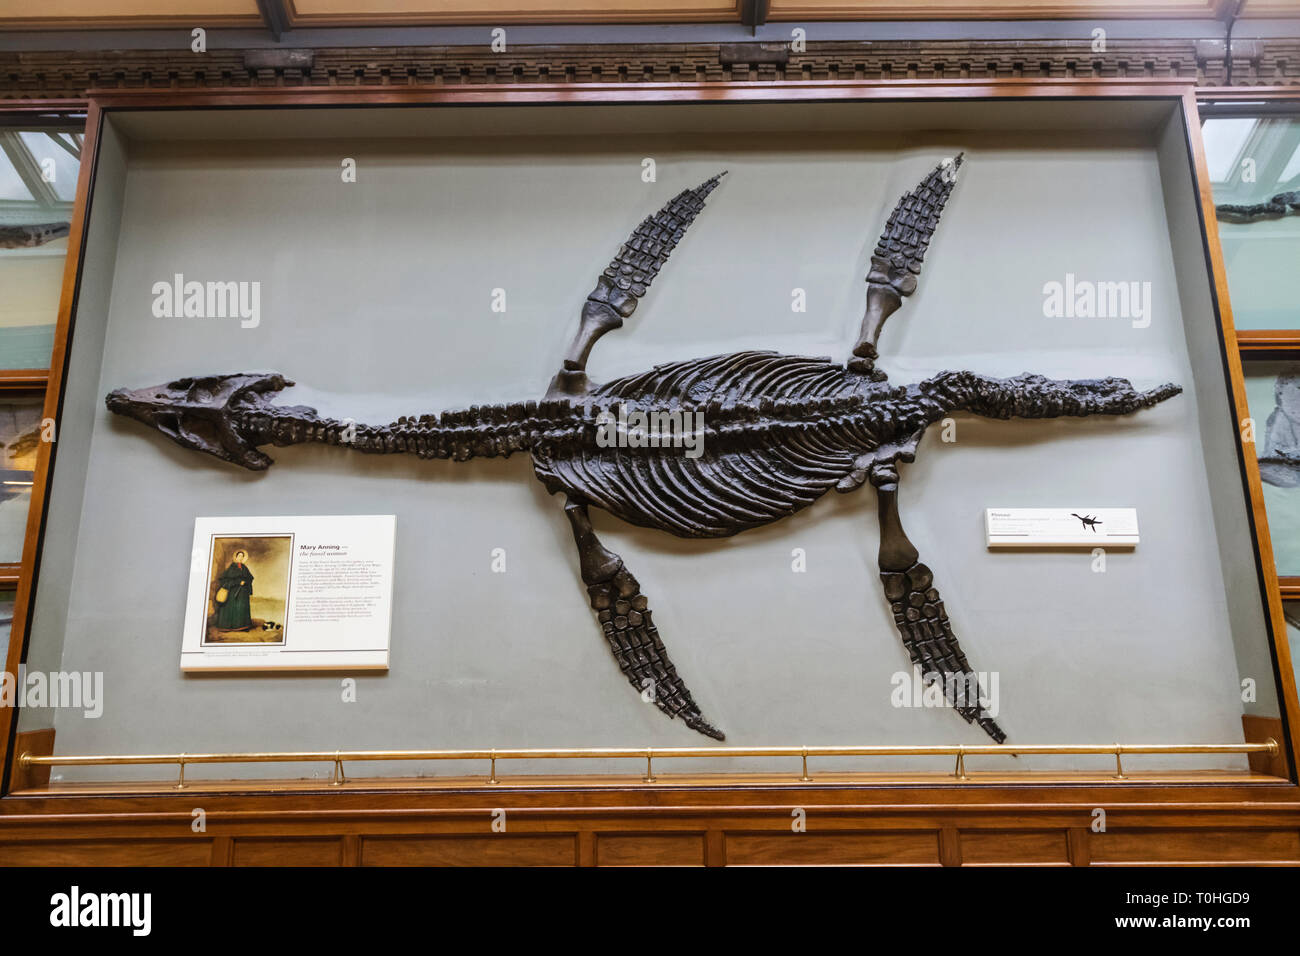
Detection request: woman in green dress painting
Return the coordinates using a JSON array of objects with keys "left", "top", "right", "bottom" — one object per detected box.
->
[{"left": 215, "top": 550, "right": 254, "bottom": 630}]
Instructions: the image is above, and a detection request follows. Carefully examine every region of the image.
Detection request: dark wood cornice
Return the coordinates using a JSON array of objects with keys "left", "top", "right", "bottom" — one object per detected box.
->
[{"left": 2, "top": 36, "right": 1297, "bottom": 98}]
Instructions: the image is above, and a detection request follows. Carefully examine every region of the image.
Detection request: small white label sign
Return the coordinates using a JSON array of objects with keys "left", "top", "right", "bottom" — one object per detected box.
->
[{"left": 985, "top": 508, "right": 1139, "bottom": 548}]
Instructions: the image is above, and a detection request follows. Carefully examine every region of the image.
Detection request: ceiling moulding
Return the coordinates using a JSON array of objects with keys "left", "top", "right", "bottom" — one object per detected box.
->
[
  {"left": 4, "top": 37, "right": 1299, "bottom": 95},
  {"left": 283, "top": 0, "right": 746, "bottom": 27},
  {"left": 0, "top": 0, "right": 263, "bottom": 30},
  {"left": 764, "top": 0, "right": 1231, "bottom": 18}
]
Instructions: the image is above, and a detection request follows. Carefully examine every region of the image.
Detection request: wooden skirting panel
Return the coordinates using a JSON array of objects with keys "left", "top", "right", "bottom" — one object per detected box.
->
[
  {"left": 2, "top": 794, "right": 1299, "bottom": 865},
  {"left": 3, "top": 821, "right": 1299, "bottom": 866},
  {"left": 6, "top": 730, "right": 1299, "bottom": 865}
]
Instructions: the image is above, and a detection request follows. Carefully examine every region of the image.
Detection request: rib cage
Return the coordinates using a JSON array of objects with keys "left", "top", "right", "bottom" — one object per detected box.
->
[{"left": 532, "top": 352, "right": 905, "bottom": 537}]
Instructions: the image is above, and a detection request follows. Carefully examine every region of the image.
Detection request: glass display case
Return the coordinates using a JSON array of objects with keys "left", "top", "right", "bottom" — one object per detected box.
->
[
  {"left": 0, "top": 111, "right": 83, "bottom": 601},
  {"left": 1205, "top": 113, "right": 1300, "bottom": 332},
  {"left": 0, "top": 115, "right": 81, "bottom": 369},
  {"left": 1204, "top": 101, "right": 1300, "bottom": 621},
  {"left": 0, "top": 83, "right": 1296, "bottom": 867}
]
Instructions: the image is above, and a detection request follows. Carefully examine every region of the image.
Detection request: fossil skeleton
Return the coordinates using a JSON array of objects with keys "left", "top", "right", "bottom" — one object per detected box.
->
[
  {"left": 106, "top": 157, "right": 1181, "bottom": 743},
  {"left": 1215, "top": 189, "right": 1300, "bottom": 223},
  {"left": 1256, "top": 365, "right": 1300, "bottom": 488},
  {"left": 1214, "top": 191, "right": 1300, "bottom": 486},
  {"left": 0, "top": 221, "right": 70, "bottom": 249}
]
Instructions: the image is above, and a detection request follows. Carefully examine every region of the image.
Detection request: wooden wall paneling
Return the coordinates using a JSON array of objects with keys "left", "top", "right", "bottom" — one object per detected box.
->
[
  {"left": 959, "top": 829, "right": 1071, "bottom": 865},
  {"left": 705, "top": 828, "right": 725, "bottom": 866},
  {"left": 0, "top": 783, "right": 1298, "bottom": 864},
  {"left": 594, "top": 831, "right": 707, "bottom": 865},
  {"left": 938, "top": 825, "right": 961, "bottom": 866},
  {"left": 231, "top": 837, "right": 346, "bottom": 866},
  {"left": 1067, "top": 827, "right": 1090, "bottom": 866},
  {"left": 1087, "top": 827, "right": 1300, "bottom": 864},
  {"left": 0, "top": 838, "right": 215, "bottom": 866},
  {"left": 719, "top": 830, "right": 942, "bottom": 865},
  {"left": 210, "top": 836, "right": 234, "bottom": 865},
  {"left": 4, "top": 820, "right": 1300, "bottom": 865},
  {"left": 359, "top": 834, "right": 580, "bottom": 866}
]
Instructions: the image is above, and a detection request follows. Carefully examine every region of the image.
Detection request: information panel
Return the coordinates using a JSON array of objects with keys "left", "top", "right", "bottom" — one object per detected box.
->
[
  {"left": 180, "top": 515, "right": 396, "bottom": 671},
  {"left": 985, "top": 508, "right": 1140, "bottom": 548}
]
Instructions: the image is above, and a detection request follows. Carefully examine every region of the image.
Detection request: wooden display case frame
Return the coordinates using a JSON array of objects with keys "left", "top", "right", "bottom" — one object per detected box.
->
[{"left": 3, "top": 79, "right": 1300, "bottom": 867}]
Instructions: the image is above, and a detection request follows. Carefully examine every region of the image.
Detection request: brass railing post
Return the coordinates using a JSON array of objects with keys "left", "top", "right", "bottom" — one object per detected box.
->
[{"left": 331, "top": 751, "right": 345, "bottom": 786}]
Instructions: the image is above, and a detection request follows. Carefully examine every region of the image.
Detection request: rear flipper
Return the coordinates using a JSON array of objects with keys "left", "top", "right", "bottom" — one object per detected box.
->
[
  {"left": 873, "top": 468, "right": 1006, "bottom": 743},
  {"left": 563, "top": 496, "right": 724, "bottom": 740}
]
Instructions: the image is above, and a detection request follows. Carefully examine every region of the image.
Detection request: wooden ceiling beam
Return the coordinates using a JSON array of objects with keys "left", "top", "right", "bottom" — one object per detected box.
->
[{"left": 7, "top": 0, "right": 1290, "bottom": 30}]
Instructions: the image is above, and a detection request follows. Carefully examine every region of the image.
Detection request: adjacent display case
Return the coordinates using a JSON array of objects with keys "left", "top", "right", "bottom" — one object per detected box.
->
[
  {"left": 1, "top": 80, "right": 1297, "bottom": 867},
  {"left": 0, "top": 108, "right": 84, "bottom": 584},
  {"left": 1203, "top": 93, "right": 1300, "bottom": 605}
]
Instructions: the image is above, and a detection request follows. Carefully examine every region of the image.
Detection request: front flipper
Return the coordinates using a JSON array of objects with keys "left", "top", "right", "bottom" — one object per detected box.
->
[
  {"left": 872, "top": 465, "right": 1006, "bottom": 743},
  {"left": 851, "top": 155, "right": 963, "bottom": 371},
  {"left": 563, "top": 496, "right": 724, "bottom": 740},
  {"left": 548, "top": 173, "right": 726, "bottom": 398}
]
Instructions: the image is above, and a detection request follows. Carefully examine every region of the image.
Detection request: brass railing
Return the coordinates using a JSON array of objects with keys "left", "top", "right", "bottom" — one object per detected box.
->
[{"left": 17, "top": 739, "right": 1280, "bottom": 788}]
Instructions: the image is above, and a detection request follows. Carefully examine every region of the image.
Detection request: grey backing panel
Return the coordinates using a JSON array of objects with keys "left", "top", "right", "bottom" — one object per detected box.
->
[
  {"left": 18, "top": 101, "right": 1268, "bottom": 779},
  {"left": 18, "top": 119, "right": 128, "bottom": 736},
  {"left": 1156, "top": 106, "right": 1278, "bottom": 718}
]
